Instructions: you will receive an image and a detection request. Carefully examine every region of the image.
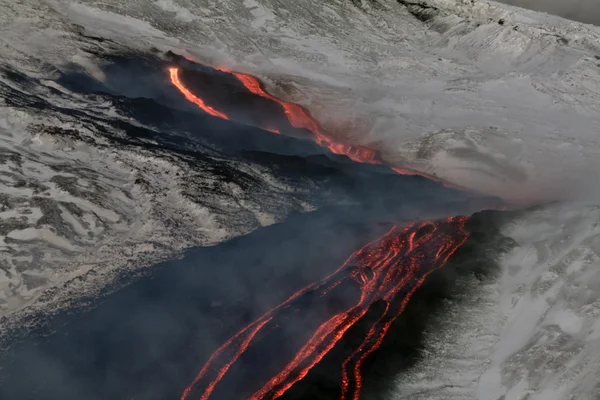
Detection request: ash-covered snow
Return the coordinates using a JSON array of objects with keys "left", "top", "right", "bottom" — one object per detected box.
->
[
  {"left": 390, "top": 203, "right": 600, "bottom": 400},
  {"left": 48, "top": 0, "right": 600, "bottom": 202},
  {"left": 0, "top": 0, "right": 332, "bottom": 338},
  {"left": 0, "top": 63, "right": 325, "bottom": 337},
  {"left": 2, "top": 0, "right": 600, "bottom": 398}
]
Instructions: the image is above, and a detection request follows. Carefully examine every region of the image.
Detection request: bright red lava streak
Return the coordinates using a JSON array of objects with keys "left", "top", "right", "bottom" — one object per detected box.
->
[
  {"left": 169, "top": 63, "right": 472, "bottom": 400},
  {"left": 217, "top": 68, "right": 378, "bottom": 164},
  {"left": 180, "top": 218, "right": 469, "bottom": 400},
  {"left": 169, "top": 66, "right": 456, "bottom": 185},
  {"left": 169, "top": 68, "right": 229, "bottom": 120}
]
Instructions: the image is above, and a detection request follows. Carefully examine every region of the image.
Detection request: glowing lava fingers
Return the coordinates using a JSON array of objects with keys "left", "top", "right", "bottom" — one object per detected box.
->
[
  {"left": 168, "top": 64, "right": 378, "bottom": 164},
  {"left": 169, "top": 60, "right": 472, "bottom": 400},
  {"left": 340, "top": 217, "right": 469, "bottom": 400},
  {"left": 218, "top": 68, "right": 379, "bottom": 164},
  {"left": 169, "top": 68, "right": 229, "bottom": 119},
  {"left": 168, "top": 63, "right": 463, "bottom": 187},
  {"left": 180, "top": 217, "right": 469, "bottom": 400}
]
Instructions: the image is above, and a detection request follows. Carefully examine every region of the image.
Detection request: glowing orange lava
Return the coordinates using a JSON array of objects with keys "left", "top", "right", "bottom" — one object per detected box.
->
[
  {"left": 169, "top": 62, "right": 472, "bottom": 400},
  {"left": 180, "top": 217, "right": 469, "bottom": 400},
  {"left": 168, "top": 65, "right": 460, "bottom": 186},
  {"left": 169, "top": 66, "right": 380, "bottom": 164},
  {"left": 169, "top": 68, "right": 229, "bottom": 120},
  {"left": 218, "top": 67, "right": 380, "bottom": 164}
]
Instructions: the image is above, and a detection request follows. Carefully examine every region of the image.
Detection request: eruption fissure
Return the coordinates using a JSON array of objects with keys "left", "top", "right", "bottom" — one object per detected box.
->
[{"left": 168, "top": 62, "right": 472, "bottom": 399}]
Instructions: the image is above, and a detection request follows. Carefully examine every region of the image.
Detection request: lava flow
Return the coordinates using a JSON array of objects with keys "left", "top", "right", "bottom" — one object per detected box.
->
[
  {"left": 169, "top": 68, "right": 229, "bottom": 120},
  {"left": 169, "top": 66, "right": 403, "bottom": 167},
  {"left": 168, "top": 65, "right": 455, "bottom": 182},
  {"left": 215, "top": 67, "right": 380, "bottom": 164},
  {"left": 169, "top": 63, "right": 472, "bottom": 400},
  {"left": 181, "top": 217, "right": 469, "bottom": 400}
]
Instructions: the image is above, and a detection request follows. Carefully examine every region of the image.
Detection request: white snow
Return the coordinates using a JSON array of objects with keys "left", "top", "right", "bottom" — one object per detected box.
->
[
  {"left": 154, "top": 0, "right": 198, "bottom": 23},
  {"left": 1, "top": 0, "right": 600, "bottom": 398},
  {"left": 0, "top": 0, "right": 336, "bottom": 332},
  {"left": 45, "top": 0, "right": 599, "bottom": 203},
  {"left": 7, "top": 227, "right": 80, "bottom": 251},
  {"left": 389, "top": 204, "right": 600, "bottom": 400}
]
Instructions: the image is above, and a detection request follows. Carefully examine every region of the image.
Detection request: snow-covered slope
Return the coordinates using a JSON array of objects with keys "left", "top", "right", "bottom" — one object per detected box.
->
[
  {"left": 0, "top": 57, "right": 331, "bottom": 335},
  {"left": 36, "top": 0, "right": 600, "bottom": 203},
  {"left": 0, "top": 0, "right": 332, "bottom": 336},
  {"left": 2, "top": 0, "right": 600, "bottom": 398},
  {"left": 391, "top": 203, "right": 600, "bottom": 400}
]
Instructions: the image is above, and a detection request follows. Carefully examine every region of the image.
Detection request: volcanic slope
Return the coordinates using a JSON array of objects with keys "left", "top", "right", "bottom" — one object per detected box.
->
[
  {"left": 45, "top": 0, "right": 600, "bottom": 201},
  {"left": 4, "top": 1, "right": 600, "bottom": 399},
  {"left": 0, "top": 44, "right": 486, "bottom": 345}
]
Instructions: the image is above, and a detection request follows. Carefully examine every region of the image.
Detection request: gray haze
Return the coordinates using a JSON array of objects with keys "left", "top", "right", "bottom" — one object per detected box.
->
[{"left": 498, "top": 0, "right": 600, "bottom": 25}]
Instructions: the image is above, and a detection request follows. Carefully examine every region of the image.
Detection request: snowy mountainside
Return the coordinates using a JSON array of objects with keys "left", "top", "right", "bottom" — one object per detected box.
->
[
  {"left": 2, "top": 0, "right": 600, "bottom": 399},
  {"left": 0, "top": 57, "right": 330, "bottom": 334},
  {"left": 391, "top": 203, "right": 600, "bottom": 400},
  {"left": 47, "top": 0, "right": 600, "bottom": 202}
]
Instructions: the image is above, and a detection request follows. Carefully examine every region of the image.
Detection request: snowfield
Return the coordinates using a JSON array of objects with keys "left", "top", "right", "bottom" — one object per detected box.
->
[
  {"left": 0, "top": 69, "right": 323, "bottom": 335},
  {"left": 391, "top": 203, "right": 600, "bottom": 400},
  {"left": 1, "top": 0, "right": 600, "bottom": 398}
]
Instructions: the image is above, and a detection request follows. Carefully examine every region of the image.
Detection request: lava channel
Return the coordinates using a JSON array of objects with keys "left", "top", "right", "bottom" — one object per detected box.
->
[
  {"left": 180, "top": 217, "right": 469, "bottom": 400},
  {"left": 168, "top": 65, "right": 444, "bottom": 180},
  {"left": 169, "top": 62, "right": 472, "bottom": 399}
]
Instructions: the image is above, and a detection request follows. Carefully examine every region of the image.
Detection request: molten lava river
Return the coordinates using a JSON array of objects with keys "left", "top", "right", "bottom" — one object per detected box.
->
[{"left": 169, "top": 63, "right": 472, "bottom": 400}]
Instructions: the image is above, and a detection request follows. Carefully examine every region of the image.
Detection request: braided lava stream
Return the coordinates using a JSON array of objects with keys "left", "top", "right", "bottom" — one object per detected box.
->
[{"left": 169, "top": 65, "right": 472, "bottom": 399}]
